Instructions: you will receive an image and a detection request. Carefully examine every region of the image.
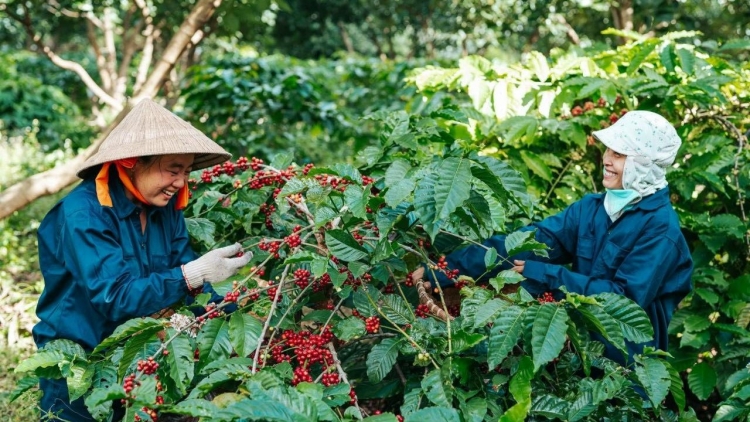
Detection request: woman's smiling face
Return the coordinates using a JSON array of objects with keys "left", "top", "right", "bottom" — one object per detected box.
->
[
  {"left": 602, "top": 147, "right": 626, "bottom": 189},
  {"left": 131, "top": 154, "right": 194, "bottom": 207}
]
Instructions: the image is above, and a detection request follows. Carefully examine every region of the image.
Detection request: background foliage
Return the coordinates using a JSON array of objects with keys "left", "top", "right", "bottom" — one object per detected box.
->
[{"left": 1, "top": 1, "right": 750, "bottom": 420}]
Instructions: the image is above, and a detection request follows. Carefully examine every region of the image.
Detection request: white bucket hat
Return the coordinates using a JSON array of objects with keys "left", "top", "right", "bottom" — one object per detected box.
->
[
  {"left": 78, "top": 98, "right": 231, "bottom": 178},
  {"left": 593, "top": 110, "right": 682, "bottom": 198},
  {"left": 592, "top": 110, "right": 681, "bottom": 167}
]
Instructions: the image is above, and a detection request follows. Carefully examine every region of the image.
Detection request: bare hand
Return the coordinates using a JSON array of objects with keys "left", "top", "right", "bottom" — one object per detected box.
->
[
  {"left": 411, "top": 266, "right": 425, "bottom": 283},
  {"left": 511, "top": 260, "right": 525, "bottom": 274},
  {"left": 408, "top": 267, "right": 433, "bottom": 291}
]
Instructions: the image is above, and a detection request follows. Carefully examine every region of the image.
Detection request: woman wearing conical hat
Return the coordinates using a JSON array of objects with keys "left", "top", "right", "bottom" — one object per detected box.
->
[{"left": 33, "top": 98, "right": 251, "bottom": 421}]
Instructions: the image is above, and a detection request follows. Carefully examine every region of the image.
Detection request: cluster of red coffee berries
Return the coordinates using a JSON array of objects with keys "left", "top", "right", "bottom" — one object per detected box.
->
[
  {"left": 122, "top": 374, "right": 138, "bottom": 395},
  {"left": 294, "top": 268, "right": 311, "bottom": 289},
  {"left": 200, "top": 170, "right": 214, "bottom": 183},
  {"left": 262, "top": 328, "right": 337, "bottom": 387},
  {"left": 248, "top": 165, "right": 297, "bottom": 192},
  {"left": 570, "top": 96, "right": 618, "bottom": 117},
  {"left": 136, "top": 357, "right": 159, "bottom": 375},
  {"left": 538, "top": 292, "right": 556, "bottom": 303},
  {"left": 250, "top": 157, "right": 264, "bottom": 171},
  {"left": 284, "top": 232, "right": 302, "bottom": 248},
  {"left": 365, "top": 316, "right": 381, "bottom": 333},
  {"left": 292, "top": 366, "right": 314, "bottom": 386},
  {"left": 224, "top": 289, "right": 240, "bottom": 303},
  {"left": 432, "top": 256, "right": 459, "bottom": 280},
  {"left": 134, "top": 407, "right": 158, "bottom": 422},
  {"left": 266, "top": 281, "right": 280, "bottom": 299},
  {"left": 259, "top": 203, "right": 276, "bottom": 230},
  {"left": 313, "top": 273, "right": 332, "bottom": 292},
  {"left": 415, "top": 304, "right": 430, "bottom": 318},
  {"left": 197, "top": 303, "right": 221, "bottom": 322},
  {"left": 403, "top": 271, "right": 415, "bottom": 287},
  {"left": 314, "top": 174, "right": 350, "bottom": 192},
  {"left": 258, "top": 239, "right": 282, "bottom": 259},
  {"left": 246, "top": 288, "right": 260, "bottom": 301},
  {"left": 321, "top": 370, "right": 340, "bottom": 387}
]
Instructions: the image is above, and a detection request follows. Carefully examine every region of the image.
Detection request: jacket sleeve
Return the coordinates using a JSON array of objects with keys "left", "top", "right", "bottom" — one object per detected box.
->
[
  {"left": 522, "top": 235, "right": 681, "bottom": 308},
  {"left": 427, "top": 200, "right": 582, "bottom": 287},
  {"left": 62, "top": 209, "right": 190, "bottom": 322},
  {"left": 170, "top": 210, "right": 199, "bottom": 267}
]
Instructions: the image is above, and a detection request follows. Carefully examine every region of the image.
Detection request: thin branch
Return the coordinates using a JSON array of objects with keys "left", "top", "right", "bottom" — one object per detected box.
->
[
  {"left": 9, "top": 4, "right": 121, "bottom": 110},
  {"left": 46, "top": 0, "right": 84, "bottom": 19},
  {"left": 102, "top": 7, "right": 118, "bottom": 93},
  {"left": 85, "top": 17, "right": 111, "bottom": 93},
  {"left": 132, "top": 0, "right": 156, "bottom": 94},
  {"left": 543, "top": 159, "right": 573, "bottom": 204},
  {"left": 116, "top": 4, "right": 141, "bottom": 91},
  {"left": 133, "top": 0, "right": 224, "bottom": 101},
  {"left": 252, "top": 265, "right": 291, "bottom": 373},
  {"left": 327, "top": 343, "right": 362, "bottom": 415}
]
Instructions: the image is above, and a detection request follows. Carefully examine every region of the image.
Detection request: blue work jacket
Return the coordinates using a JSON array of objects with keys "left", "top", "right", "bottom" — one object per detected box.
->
[
  {"left": 430, "top": 187, "right": 693, "bottom": 361},
  {"left": 33, "top": 173, "right": 199, "bottom": 351}
]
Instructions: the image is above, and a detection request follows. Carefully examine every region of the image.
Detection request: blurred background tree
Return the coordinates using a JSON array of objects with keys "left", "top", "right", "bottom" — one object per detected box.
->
[{"left": 0, "top": 0, "right": 748, "bottom": 419}]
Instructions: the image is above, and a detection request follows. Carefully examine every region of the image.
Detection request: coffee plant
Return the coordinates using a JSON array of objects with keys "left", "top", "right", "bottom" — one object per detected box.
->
[{"left": 13, "top": 103, "right": 690, "bottom": 421}]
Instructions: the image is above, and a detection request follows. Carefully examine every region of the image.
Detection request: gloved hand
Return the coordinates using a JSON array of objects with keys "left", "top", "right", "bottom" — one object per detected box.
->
[{"left": 182, "top": 243, "right": 252, "bottom": 289}]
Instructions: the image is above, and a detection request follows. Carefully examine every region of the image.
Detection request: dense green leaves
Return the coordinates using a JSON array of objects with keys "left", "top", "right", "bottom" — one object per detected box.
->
[
  {"left": 499, "top": 356, "right": 534, "bottom": 421},
  {"left": 487, "top": 305, "right": 525, "bottom": 368},
  {"left": 366, "top": 338, "right": 401, "bottom": 382},
  {"left": 325, "top": 230, "right": 369, "bottom": 262},
  {"left": 164, "top": 328, "right": 196, "bottom": 396},
  {"left": 197, "top": 319, "right": 233, "bottom": 368},
  {"left": 92, "top": 318, "right": 163, "bottom": 355},
  {"left": 688, "top": 362, "right": 718, "bottom": 401},
  {"left": 531, "top": 304, "right": 569, "bottom": 371},
  {"left": 229, "top": 313, "right": 264, "bottom": 358},
  {"left": 433, "top": 157, "right": 472, "bottom": 220},
  {"left": 635, "top": 358, "right": 671, "bottom": 407}
]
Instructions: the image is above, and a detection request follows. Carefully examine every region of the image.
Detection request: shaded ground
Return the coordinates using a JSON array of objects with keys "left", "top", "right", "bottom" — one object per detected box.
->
[{"left": 0, "top": 346, "right": 39, "bottom": 421}]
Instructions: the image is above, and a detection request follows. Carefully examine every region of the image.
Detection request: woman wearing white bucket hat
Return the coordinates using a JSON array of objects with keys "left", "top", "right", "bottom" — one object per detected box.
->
[
  {"left": 33, "top": 98, "right": 252, "bottom": 421},
  {"left": 417, "top": 110, "right": 693, "bottom": 365}
]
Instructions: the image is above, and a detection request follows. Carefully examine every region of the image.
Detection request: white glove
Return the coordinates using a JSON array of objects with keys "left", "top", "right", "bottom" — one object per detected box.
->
[{"left": 182, "top": 243, "right": 252, "bottom": 289}]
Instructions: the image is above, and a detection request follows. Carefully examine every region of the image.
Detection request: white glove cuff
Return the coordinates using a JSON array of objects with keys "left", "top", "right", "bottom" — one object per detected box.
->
[{"left": 182, "top": 260, "right": 210, "bottom": 290}]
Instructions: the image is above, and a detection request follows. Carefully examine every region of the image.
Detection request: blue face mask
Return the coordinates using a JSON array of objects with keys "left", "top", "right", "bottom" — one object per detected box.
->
[{"left": 604, "top": 188, "right": 641, "bottom": 222}]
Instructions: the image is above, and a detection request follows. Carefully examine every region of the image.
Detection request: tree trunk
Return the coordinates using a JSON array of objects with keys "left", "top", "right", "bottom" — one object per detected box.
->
[
  {"left": 610, "top": 0, "right": 634, "bottom": 44},
  {"left": 0, "top": 0, "right": 223, "bottom": 220},
  {"left": 337, "top": 21, "right": 355, "bottom": 54}
]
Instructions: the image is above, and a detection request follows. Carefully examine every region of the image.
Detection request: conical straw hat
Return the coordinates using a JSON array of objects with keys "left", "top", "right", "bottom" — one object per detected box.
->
[{"left": 78, "top": 98, "right": 231, "bottom": 178}]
